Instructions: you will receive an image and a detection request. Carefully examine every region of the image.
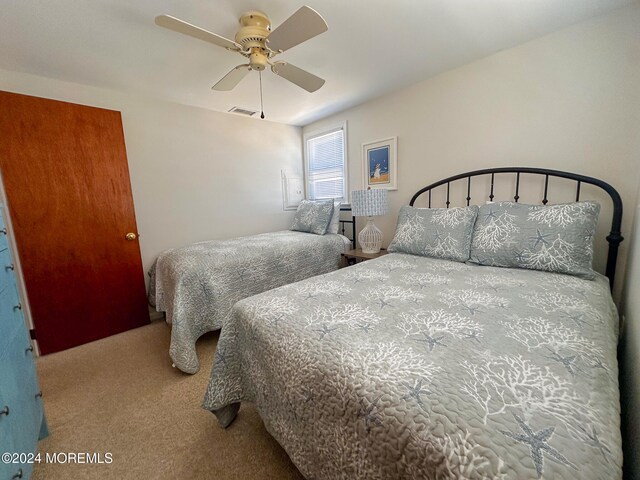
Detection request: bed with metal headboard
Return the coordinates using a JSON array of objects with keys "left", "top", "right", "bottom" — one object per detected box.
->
[
  {"left": 338, "top": 205, "right": 357, "bottom": 250},
  {"left": 205, "top": 167, "right": 624, "bottom": 479},
  {"left": 409, "top": 167, "right": 623, "bottom": 287}
]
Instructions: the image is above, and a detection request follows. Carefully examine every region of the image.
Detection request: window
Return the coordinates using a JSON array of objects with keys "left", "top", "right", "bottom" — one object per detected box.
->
[{"left": 304, "top": 123, "right": 348, "bottom": 202}]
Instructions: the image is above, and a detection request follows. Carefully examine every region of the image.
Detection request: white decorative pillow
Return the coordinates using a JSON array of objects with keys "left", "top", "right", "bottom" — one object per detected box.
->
[
  {"left": 326, "top": 200, "right": 342, "bottom": 235},
  {"left": 290, "top": 199, "right": 334, "bottom": 235}
]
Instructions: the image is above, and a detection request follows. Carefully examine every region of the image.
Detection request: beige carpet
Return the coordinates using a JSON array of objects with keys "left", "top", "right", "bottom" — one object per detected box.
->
[{"left": 32, "top": 322, "right": 305, "bottom": 480}]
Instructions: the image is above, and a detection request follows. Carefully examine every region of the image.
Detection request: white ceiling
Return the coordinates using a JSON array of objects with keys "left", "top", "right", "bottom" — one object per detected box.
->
[{"left": 0, "top": 0, "right": 633, "bottom": 126}]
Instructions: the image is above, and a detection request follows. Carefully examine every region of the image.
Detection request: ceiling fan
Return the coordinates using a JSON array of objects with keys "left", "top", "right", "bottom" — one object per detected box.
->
[{"left": 155, "top": 6, "right": 328, "bottom": 94}]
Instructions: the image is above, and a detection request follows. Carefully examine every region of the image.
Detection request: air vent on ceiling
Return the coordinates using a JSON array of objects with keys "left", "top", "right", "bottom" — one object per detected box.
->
[{"left": 228, "top": 107, "right": 257, "bottom": 116}]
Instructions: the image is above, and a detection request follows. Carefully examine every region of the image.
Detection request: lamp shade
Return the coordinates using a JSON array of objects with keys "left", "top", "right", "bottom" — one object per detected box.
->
[{"left": 351, "top": 189, "right": 389, "bottom": 217}]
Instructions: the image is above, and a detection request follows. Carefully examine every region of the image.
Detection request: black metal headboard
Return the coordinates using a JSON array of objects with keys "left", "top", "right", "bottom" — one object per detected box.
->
[
  {"left": 338, "top": 207, "right": 357, "bottom": 249},
  {"left": 409, "top": 167, "right": 623, "bottom": 288}
]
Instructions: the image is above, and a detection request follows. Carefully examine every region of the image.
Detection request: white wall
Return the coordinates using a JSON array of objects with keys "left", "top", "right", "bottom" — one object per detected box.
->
[
  {"left": 0, "top": 68, "right": 302, "bottom": 279},
  {"left": 303, "top": 4, "right": 640, "bottom": 295},
  {"left": 621, "top": 184, "right": 640, "bottom": 480}
]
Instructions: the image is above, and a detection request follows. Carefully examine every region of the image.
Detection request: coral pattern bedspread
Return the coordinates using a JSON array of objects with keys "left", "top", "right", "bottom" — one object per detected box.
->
[
  {"left": 203, "top": 253, "right": 621, "bottom": 479},
  {"left": 149, "top": 231, "right": 347, "bottom": 373}
]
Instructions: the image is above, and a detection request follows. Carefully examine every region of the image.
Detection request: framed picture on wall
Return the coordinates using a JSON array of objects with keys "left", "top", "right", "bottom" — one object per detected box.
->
[{"left": 362, "top": 137, "right": 397, "bottom": 190}]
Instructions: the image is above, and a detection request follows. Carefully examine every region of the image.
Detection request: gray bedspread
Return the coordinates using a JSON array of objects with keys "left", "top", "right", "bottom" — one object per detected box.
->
[
  {"left": 149, "top": 231, "right": 347, "bottom": 373},
  {"left": 203, "top": 253, "right": 621, "bottom": 479}
]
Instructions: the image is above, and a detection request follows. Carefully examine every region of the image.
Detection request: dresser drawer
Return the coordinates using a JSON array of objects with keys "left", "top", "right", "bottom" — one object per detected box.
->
[
  {"left": 0, "top": 280, "right": 19, "bottom": 316},
  {"left": 0, "top": 215, "right": 7, "bottom": 253},
  {"left": 0, "top": 409, "right": 31, "bottom": 480},
  {"left": 0, "top": 330, "right": 43, "bottom": 479},
  {"left": 0, "top": 336, "right": 43, "bottom": 480},
  {"left": 0, "top": 247, "right": 16, "bottom": 292},
  {"left": 0, "top": 286, "right": 22, "bottom": 354},
  {"left": 0, "top": 246, "right": 23, "bottom": 354},
  {"left": 13, "top": 329, "right": 42, "bottom": 444},
  {"left": 0, "top": 391, "right": 16, "bottom": 480}
]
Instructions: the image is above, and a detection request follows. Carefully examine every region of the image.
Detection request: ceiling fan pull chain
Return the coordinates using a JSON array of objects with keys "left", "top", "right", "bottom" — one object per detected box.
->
[{"left": 259, "top": 70, "right": 265, "bottom": 119}]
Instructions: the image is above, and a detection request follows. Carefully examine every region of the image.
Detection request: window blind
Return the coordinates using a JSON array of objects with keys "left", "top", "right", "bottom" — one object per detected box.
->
[{"left": 306, "top": 128, "right": 345, "bottom": 200}]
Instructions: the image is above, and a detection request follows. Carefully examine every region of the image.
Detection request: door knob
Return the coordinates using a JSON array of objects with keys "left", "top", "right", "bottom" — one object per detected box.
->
[{"left": 125, "top": 233, "right": 138, "bottom": 241}]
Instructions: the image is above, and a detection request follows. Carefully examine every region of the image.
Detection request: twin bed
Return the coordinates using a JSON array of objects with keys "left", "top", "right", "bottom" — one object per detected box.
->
[
  {"left": 149, "top": 207, "right": 356, "bottom": 373},
  {"left": 200, "top": 168, "right": 624, "bottom": 479}
]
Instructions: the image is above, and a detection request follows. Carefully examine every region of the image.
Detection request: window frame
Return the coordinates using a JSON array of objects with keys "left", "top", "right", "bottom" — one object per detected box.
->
[{"left": 303, "top": 121, "right": 349, "bottom": 204}]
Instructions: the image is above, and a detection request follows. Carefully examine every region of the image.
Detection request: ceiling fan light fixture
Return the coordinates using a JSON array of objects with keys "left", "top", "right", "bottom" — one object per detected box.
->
[
  {"left": 235, "top": 11, "right": 271, "bottom": 50},
  {"left": 155, "top": 5, "right": 328, "bottom": 94},
  {"left": 248, "top": 50, "right": 268, "bottom": 71}
]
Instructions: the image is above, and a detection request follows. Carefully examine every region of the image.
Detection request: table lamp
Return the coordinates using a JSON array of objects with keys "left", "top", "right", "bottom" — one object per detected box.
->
[{"left": 351, "top": 188, "right": 389, "bottom": 254}]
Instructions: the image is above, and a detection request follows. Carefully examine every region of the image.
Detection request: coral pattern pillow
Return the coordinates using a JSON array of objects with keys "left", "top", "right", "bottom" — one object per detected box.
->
[
  {"left": 469, "top": 201, "right": 600, "bottom": 279},
  {"left": 388, "top": 205, "right": 479, "bottom": 262},
  {"left": 290, "top": 199, "right": 334, "bottom": 235}
]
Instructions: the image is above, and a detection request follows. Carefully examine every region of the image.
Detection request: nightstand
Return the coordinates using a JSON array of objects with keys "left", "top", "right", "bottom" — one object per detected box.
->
[{"left": 342, "top": 248, "right": 388, "bottom": 266}]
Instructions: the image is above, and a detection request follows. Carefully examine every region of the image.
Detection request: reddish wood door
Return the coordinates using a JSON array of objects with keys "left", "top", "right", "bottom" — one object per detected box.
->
[{"left": 0, "top": 91, "right": 149, "bottom": 354}]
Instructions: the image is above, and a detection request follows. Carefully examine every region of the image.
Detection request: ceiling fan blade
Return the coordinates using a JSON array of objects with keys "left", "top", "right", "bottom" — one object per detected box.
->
[
  {"left": 155, "top": 15, "right": 240, "bottom": 51},
  {"left": 266, "top": 6, "right": 328, "bottom": 52},
  {"left": 212, "top": 65, "right": 251, "bottom": 91},
  {"left": 271, "top": 62, "right": 325, "bottom": 93}
]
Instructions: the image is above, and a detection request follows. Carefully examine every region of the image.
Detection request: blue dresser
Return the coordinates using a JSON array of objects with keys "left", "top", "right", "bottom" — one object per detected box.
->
[{"left": 0, "top": 205, "right": 47, "bottom": 480}]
